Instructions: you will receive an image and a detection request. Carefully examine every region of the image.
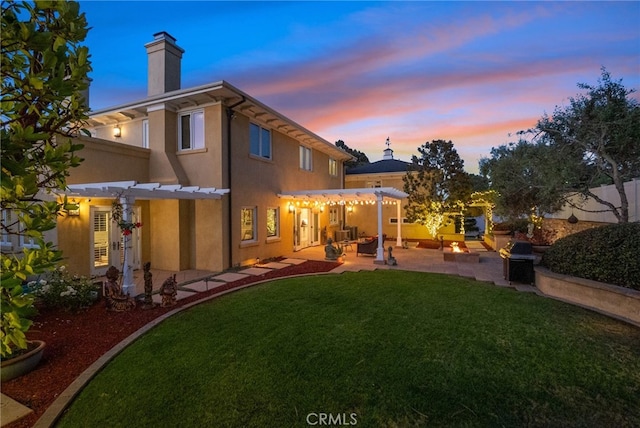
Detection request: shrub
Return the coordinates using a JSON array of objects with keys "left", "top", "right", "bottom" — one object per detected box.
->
[
  {"left": 541, "top": 223, "right": 640, "bottom": 290},
  {"left": 26, "top": 267, "right": 100, "bottom": 312}
]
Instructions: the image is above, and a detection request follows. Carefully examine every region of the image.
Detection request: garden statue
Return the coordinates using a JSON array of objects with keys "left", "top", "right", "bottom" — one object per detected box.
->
[
  {"left": 159, "top": 274, "right": 178, "bottom": 307},
  {"left": 104, "top": 266, "right": 136, "bottom": 312},
  {"left": 142, "top": 262, "right": 156, "bottom": 309},
  {"left": 387, "top": 246, "right": 397, "bottom": 266},
  {"left": 324, "top": 238, "right": 344, "bottom": 260}
]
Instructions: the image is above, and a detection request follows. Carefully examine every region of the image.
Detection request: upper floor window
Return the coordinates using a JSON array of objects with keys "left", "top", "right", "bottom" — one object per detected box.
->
[
  {"left": 250, "top": 123, "right": 271, "bottom": 159},
  {"left": 179, "top": 110, "right": 204, "bottom": 150},
  {"left": 329, "top": 158, "right": 338, "bottom": 176},
  {"left": 142, "top": 119, "right": 149, "bottom": 149},
  {"left": 300, "top": 146, "right": 312, "bottom": 171}
]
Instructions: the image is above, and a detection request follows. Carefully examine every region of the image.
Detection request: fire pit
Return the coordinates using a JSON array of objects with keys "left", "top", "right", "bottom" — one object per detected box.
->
[{"left": 443, "top": 242, "right": 480, "bottom": 263}]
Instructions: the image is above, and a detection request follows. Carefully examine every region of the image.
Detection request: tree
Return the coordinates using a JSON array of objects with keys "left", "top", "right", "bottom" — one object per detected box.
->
[
  {"left": 1, "top": 0, "right": 91, "bottom": 357},
  {"left": 527, "top": 68, "right": 640, "bottom": 223},
  {"left": 479, "top": 140, "right": 566, "bottom": 220},
  {"left": 335, "top": 140, "right": 370, "bottom": 169},
  {"left": 403, "top": 140, "right": 472, "bottom": 237}
]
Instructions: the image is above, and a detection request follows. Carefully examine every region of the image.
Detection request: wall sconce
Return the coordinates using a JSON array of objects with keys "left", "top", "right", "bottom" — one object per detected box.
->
[
  {"left": 347, "top": 206, "right": 353, "bottom": 213},
  {"left": 67, "top": 199, "right": 80, "bottom": 216},
  {"left": 319, "top": 206, "right": 324, "bottom": 213},
  {"left": 113, "top": 125, "right": 121, "bottom": 138},
  {"left": 288, "top": 203, "right": 295, "bottom": 213}
]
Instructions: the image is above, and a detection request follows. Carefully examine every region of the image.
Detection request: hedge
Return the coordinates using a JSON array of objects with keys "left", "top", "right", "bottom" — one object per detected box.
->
[{"left": 541, "top": 222, "right": 640, "bottom": 290}]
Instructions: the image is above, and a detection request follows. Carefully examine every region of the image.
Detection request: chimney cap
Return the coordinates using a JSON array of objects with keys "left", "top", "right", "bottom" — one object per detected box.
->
[{"left": 153, "top": 31, "right": 178, "bottom": 43}]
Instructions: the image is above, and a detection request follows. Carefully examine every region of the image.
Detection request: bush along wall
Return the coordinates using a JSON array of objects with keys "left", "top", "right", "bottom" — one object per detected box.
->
[{"left": 541, "top": 222, "right": 640, "bottom": 290}]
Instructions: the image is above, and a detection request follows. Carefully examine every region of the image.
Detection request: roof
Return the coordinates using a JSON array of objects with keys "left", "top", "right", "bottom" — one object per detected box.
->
[
  {"left": 346, "top": 159, "right": 409, "bottom": 175},
  {"left": 87, "top": 81, "right": 353, "bottom": 162}
]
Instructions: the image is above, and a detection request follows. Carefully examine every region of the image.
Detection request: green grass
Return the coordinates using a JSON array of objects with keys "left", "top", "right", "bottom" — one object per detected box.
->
[{"left": 58, "top": 271, "right": 640, "bottom": 427}]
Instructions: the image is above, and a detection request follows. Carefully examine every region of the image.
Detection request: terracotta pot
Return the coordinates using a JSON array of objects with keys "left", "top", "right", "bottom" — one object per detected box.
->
[{"left": 1, "top": 340, "right": 46, "bottom": 382}]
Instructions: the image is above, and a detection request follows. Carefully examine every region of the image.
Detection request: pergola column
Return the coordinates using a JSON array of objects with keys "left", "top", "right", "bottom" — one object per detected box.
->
[
  {"left": 120, "top": 195, "right": 136, "bottom": 297},
  {"left": 374, "top": 193, "right": 385, "bottom": 264},
  {"left": 396, "top": 200, "right": 402, "bottom": 247}
]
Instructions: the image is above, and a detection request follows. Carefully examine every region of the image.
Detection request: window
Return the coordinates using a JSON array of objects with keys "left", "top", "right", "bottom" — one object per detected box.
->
[
  {"left": 142, "top": 119, "right": 149, "bottom": 148},
  {"left": 1, "top": 210, "right": 11, "bottom": 248},
  {"left": 329, "top": 207, "right": 339, "bottom": 225},
  {"left": 241, "top": 207, "right": 257, "bottom": 241},
  {"left": 19, "top": 222, "right": 39, "bottom": 248},
  {"left": 179, "top": 110, "right": 204, "bottom": 150},
  {"left": 266, "top": 207, "right": 280, "bottom": 239},
  {"left": 250, "top": 123, "right": 271, "bottom": 159},
  {"left": 329, "top": 158, "right": 338, "bottom": 176},
  {"left": 300, "top": 145, "right": 312, "bottom": 171},
  {"left": 389, "top": 217, "right": 412, "bottom": 224}
]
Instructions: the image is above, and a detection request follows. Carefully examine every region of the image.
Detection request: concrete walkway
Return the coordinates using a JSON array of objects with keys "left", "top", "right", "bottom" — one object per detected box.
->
[{"left": 3, "top": 241, "right": 536, "bottom": 428}]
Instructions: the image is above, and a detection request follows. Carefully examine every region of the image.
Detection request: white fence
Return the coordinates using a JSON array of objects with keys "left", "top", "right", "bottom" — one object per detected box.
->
[{"left": 549, "top": 179, "right": 640, "bottom": 223}]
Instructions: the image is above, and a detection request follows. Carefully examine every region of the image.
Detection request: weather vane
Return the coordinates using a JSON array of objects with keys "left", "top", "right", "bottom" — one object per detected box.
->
[{"left": 385, "top": 137, "right": 391, "bottom": 148}]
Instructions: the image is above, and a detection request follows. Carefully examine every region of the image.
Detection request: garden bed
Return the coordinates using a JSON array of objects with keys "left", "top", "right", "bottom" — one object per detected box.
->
[{"left": 1, "top": 260, "right": 339, "bottom": 428}]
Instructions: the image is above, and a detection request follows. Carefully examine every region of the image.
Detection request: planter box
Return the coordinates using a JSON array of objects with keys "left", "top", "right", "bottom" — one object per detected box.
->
[
  {"left": 1, "top": 340, "right": 46, "bottom": 382},
  {"left": 535, "top": 267, "right": 640, "bottom": 325}
]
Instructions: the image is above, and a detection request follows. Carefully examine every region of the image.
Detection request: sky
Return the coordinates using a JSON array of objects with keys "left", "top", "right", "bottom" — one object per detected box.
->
[{"left": 79, "top": 1, "right": 640, "bottom": 173}]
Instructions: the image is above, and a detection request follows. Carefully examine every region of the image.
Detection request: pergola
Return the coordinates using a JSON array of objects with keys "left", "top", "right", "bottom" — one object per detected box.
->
[
  {"left": 278, "top": 187, "right": 408, "bottom": 264},
  {"left": 60, "top": 181, "right": 230, "bottom": 295}
]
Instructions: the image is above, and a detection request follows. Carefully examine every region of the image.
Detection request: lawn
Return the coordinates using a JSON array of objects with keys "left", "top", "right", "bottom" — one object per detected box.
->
[{"left": 58, "top": 271, "right": 640, "bottom": 427}]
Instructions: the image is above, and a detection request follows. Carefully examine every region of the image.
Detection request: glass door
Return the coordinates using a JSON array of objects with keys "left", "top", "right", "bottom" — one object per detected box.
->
[{"left": 91, "top": 207, "right": 113, "bottom": 276}]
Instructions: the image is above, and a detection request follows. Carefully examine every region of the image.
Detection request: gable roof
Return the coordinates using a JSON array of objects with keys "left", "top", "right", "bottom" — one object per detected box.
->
[
  {"left": 87, "top": 80, "right": 353, "bottom": 162},
  {"left": 346, "top": 158, "right": 410, "bottom": 175}
]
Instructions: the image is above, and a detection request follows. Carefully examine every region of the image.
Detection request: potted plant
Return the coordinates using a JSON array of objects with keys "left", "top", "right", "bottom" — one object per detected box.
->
[{"left": 0, "top": 271, "right": 45, "bottom": 382}]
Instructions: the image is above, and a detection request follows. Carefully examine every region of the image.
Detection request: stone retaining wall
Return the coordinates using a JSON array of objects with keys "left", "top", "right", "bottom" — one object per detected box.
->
[{"left": 535, "top": 267, "right": 640, "bottom": 325}]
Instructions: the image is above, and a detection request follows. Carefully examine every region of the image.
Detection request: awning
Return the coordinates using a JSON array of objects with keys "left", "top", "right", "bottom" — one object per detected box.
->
[
  {"left": 63, "top": 181, "right": 230, "bottom": 200},
  {"left": 277, "top": 187, "right": 408, "bottom": 203}
]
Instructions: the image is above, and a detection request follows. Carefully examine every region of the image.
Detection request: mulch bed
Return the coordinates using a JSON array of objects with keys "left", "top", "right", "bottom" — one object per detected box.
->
[{"left": 2, "top": 260, "right": 340, "bottom": 428}]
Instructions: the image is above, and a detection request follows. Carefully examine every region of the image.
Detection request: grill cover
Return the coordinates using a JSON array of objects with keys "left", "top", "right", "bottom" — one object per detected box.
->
[{"left": 499, "top": 240, "right": 534, "bottom": 259}]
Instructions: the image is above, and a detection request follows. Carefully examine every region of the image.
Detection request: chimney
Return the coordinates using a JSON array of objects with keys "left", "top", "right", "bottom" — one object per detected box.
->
[{"left": 145, "top": 32, "right": 184, "bottom": 96}]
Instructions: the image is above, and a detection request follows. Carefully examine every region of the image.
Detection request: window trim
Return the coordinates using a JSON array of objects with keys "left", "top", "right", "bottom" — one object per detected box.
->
[
  {"left": 329, "top": 207, "right": 339, "bottom": 225},
  {"left": 266, "top": 207, "right": 280, "bottom": 242},
  {"left": 299, "top": 145, "right": 312, "bottom": 171},
  {"left": 329, "top": 158, "right": 338, "bottom": 176},
  {"left": 142, "top": 119, "right": 149, "bottom": 149},
  {"left": 249, "top": 122, "right": 272, "bottom": 160},
  {"left": 241, "top": 207, "right": 258, "bottom": 243},
  {"left": 178, "top": 109, "right": 205, "bottom": 151}
]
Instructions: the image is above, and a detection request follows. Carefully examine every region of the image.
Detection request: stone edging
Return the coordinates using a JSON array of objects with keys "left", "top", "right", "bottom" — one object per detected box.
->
[{"left": 535, "top": 267, "right": 640, "bottom": 327}]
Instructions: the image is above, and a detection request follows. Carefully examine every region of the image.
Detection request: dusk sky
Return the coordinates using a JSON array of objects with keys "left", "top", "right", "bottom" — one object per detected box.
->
[{"left": 80, "top": 1, "right": 640, "bottom": 173}]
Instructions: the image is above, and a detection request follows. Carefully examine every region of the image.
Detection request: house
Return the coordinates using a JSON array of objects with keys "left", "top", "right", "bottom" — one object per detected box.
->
[
  {"left": 344, "top": 139, "right": 460, "bottom": 243},
  {"left": 52, "top": 31, "right": 360, "bottom": 294}
]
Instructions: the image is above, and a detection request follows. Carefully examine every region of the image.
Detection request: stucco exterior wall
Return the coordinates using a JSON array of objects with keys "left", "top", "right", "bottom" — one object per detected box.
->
[{"left": 229, "top": 113, "right": 342, "bottom": 266}]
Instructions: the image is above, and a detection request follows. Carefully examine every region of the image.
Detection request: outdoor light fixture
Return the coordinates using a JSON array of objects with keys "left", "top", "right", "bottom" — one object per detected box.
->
[
  {"left": 67, "top": 199, "right": 80, "bottom": 216},
  {"left": 113, "top": 125, "right": 121, "bottom": 138},
  {"left": 347, "top": 206, "right": 353, "bottom": 213},
  {"left": 288, "top": 203, "right": 295, "bottom": 213}
]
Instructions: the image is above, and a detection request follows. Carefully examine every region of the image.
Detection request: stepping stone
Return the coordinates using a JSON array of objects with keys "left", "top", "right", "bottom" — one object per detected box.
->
[
  {"left": 212, "top": 272, "right": 250, "bottom": 283},
  {"left": 1, "top": 393, "right": 33, "bottom": 426},
  {"left": 280, "top": 258, "right": 306, "bottom": 265},
  {"left": 241, "top": 267, "right": 272, "bottom": 276},
  {"left": 182, "top": 280, "right": 226, "bottom": 293},
  {"left": 152, "top": 289, "right": 196, "bottom": 304},
  {"left": 257, "top": 262, "right": 289, "bottom": 269}
]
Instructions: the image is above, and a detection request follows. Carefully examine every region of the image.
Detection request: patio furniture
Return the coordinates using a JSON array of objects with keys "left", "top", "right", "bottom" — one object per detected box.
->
[{"left": 357, "top": 235, "right": 385, "bottom": 256}]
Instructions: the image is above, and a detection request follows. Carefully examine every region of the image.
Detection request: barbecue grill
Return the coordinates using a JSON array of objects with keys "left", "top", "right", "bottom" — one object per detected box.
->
[{"left": 499, "top": 240, "right": 535, "bottom": 284}]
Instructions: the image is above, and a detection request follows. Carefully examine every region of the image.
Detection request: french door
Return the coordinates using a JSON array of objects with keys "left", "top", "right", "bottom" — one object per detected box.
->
[{"left": 90, "top": 206, "right": 141, "bottom": 276}]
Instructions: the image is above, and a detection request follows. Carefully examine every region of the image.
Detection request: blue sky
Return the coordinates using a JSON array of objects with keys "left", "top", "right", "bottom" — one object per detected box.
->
[{"left": 80, "top": 1, "right": 640, "bottom": 173}]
